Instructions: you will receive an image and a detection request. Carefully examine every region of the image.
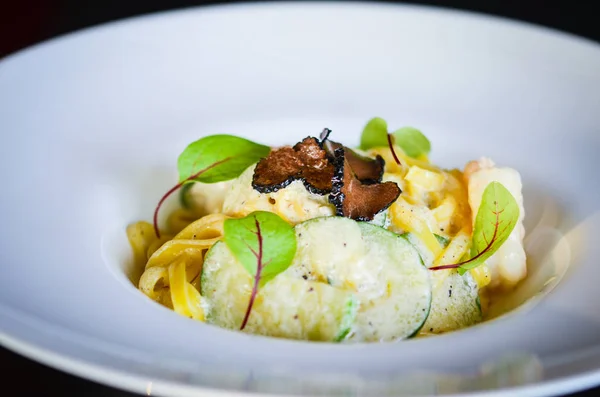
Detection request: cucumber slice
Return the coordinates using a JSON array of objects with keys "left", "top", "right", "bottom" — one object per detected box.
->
[
  {"left": 201, "top": 241, "right": 357, "bottom": 342},
  {"left": 420, "top": 268, "right": 482, "bottom": 334},
  {"left": 291, "top": 217, "right": 432, "bottom": 342}
]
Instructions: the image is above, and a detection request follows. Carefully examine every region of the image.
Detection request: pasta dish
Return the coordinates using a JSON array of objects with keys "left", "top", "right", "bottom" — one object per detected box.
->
[{"left": 126, "top": 117, "right": 526, "bottom": 342}]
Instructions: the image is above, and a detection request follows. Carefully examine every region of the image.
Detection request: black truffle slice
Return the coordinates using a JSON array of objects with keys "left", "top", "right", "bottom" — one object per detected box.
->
[
  {"left": 294, "top": 137, "right": 335, "bottom": 193},
  {"left": 345, "top": 149, "right": 385, "bottom": 184},
  {"left": 320, "top": 139, "right": 385, "bottom": 184},
  {"left": 252, "top": 137, "right": 334, "bottom": 194},
  {"left": 328, "top": 147, "right": 401, "bottom": 221},
  {"left": 251, "top": 147, "right": 303, "bottom": 193}
]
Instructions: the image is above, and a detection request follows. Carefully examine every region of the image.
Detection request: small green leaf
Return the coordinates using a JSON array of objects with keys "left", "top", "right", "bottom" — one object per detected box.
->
[
  {"left": 359, "top": 117, "right": 388, "bottom": 150},
  {"left": 391, "top": 127, "right": 431, "bottom": 158},
  {"left": 179, "top": 182, "right": 195, "bottom": 210},
  {"left": 359, "top": 118, "right": 431, "bottom": 159},
  {"left": 457, "top": 182, "right": 520, "bottom": 275},
  {"left": 177, "top": 134, "right": 270, "bottom": 184},
  {"left": 224, "top": 211, "right": 297, "bottom": 330},
  {"left": 153, "top": 134, "right": 270, "bottom": 239},
  {"left": 224, "top": 211, "right": 297, "bottom": 284}
]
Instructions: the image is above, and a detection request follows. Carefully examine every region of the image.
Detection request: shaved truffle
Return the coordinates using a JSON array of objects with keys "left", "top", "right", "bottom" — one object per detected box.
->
[
  {"left": 293, "top": 137, "right": 335, "bottom": 192},
  {"left": 252, "top": 137, "right": 334, "bottom": 194},
  {"left": 252, "top": 129, "right": 400, "bottom": 220},
  {"left": 321, "top": 140, "right": 385, "bottom": 184},
  {"left": 329, "top": 147, "right": 401, "bottom": 221},
  {"left": 344, "top": 148, "right": 384, "bottom": 184}
]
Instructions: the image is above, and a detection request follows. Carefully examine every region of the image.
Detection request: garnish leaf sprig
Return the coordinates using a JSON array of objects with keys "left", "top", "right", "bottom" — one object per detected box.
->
[
  {"left": 360, "top": 117, "right": 431, "bottom": 162},
  {"left": 430, "top": 181, "right": 520, "bottom": 274},
  {"left": 153, "top": 135, "right": 270, "bottom": 237},
  {"left": 223, "top": 211, "right": 297, "bottom": 330}
]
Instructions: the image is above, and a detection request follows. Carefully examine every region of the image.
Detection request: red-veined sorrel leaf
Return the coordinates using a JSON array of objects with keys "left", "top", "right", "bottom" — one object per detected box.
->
[
  {"left": 152, "top": 135, "right": 270, "bottom": 237},
  {"left": 223, "top": 211, "right": 297, "bottom": 330},
  {"left": 430, "top": 181, "right": 520, "bottom": 274}
]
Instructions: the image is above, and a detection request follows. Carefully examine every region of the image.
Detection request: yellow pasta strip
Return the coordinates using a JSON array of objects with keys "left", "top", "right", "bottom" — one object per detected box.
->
[
  {"left": 431, "top": 195, "right": 457, "bottom": 232},
  {"left": 370, "top": 146, "right": 440, "bottom": 173},
  {"left": 390, "top": 197, "right": 442, "bottom": 257},
  {"left": 146, "top": 234, "right": 174, "bottom": 259},
  {"left": 404, "top": 156, "right": 441, "bottom": 172},
  {"left": 126, "top": 221, "right": 156, "bottom": 269},
  {"left": 146, "top": 239, "right": 218, "bottom": 269},
  {"left": 145, "top": 213, "right": 227, "bottom": 268},
  {"left": 470, "top": 265, "right": 491, "bottom": 289},
  {"left": 367, "top": 147, "right": 405, "bottom": 174},
  {"left": 405, "top": 165, "right": 445, "bottom": 192},
  {"left": 139, "top": 266, "right": 169, "bottom": 301},
  {"left": 433, "top": 227, "right": 470, "bottom": 268},
  {"left": 173, "top": 213, "right": 229, "bottom": 240},
  {"left": 168, "top": 258, "right": 205, "bottom": 321},
  {"left": 167, "top": 207, "right": 200, "bottom": 235},
  {"left": 444, "top": 169, "right": 473, "bottom": 235},
  {"left": 135, "top": 212, "right": 228, "bottom": 311}
]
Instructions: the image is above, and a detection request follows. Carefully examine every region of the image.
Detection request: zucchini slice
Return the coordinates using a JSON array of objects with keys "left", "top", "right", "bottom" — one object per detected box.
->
[{"left": 201, "top": 241, "right": 357, "bottom": 342}]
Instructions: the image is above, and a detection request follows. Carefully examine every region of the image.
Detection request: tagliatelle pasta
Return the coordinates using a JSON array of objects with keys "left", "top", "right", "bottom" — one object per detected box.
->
[{"left": 128, "top": 212, "right": 231, "bottom": 318}]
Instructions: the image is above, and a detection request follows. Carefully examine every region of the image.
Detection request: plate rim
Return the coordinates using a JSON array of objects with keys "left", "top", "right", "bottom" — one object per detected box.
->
[
  {"left": 1, "top": 1, "right": 600, "bottom": 396},
  {"left": 4, "top": 319, "right": 600, "bottom": 397},
  {"left": 1, "top": 0, "right": 598, "bottom": 64}
]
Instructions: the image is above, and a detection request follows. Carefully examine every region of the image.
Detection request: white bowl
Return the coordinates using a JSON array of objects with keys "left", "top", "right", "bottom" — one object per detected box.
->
[{"left": 1, "top": 2, "right": 599, "bottom": 396}]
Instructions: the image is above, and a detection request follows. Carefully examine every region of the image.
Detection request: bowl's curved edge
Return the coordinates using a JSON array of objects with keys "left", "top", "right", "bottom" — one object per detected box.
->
[
  {"left": 1, "top": 2, "right": 600, "bottom": 396},
  {"left": 3, "top": 328, "right": 600, "bottom": 397},
  {"left": 3, "top": 298, "right": 600, "bottom": 397},
  {"left": 0, "top": 0, "right": 598, "bottom": 64},
  {"left": 0, "top": 332, "right": 250, "bottom": 397}
]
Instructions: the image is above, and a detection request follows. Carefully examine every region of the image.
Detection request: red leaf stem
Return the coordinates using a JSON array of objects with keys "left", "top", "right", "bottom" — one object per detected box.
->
[
  {"left": 430, "top": 199, "right": 501, "bottom": 271},
  {"left": 387, "top": 133, "right": 402, "bottom": 166},
  {"left": 240, "top": 217, "right": 264, "bottom": 330},
  {"left": 152, "top": 157, "right": 232, "bottom": 238}
]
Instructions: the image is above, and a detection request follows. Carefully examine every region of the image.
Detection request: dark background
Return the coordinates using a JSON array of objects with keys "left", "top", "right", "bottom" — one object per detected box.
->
[
  {"left": 1, "top": 0, "right": 599, "bottom": 396},
  {"left": 1, "top": 0, "right": 600, "bottom": 58}
]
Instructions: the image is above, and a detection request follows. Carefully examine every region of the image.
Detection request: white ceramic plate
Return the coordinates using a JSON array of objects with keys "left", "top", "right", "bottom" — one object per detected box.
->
[{"left": 1, "top": 2, "right": 599, "bottom": 396}]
